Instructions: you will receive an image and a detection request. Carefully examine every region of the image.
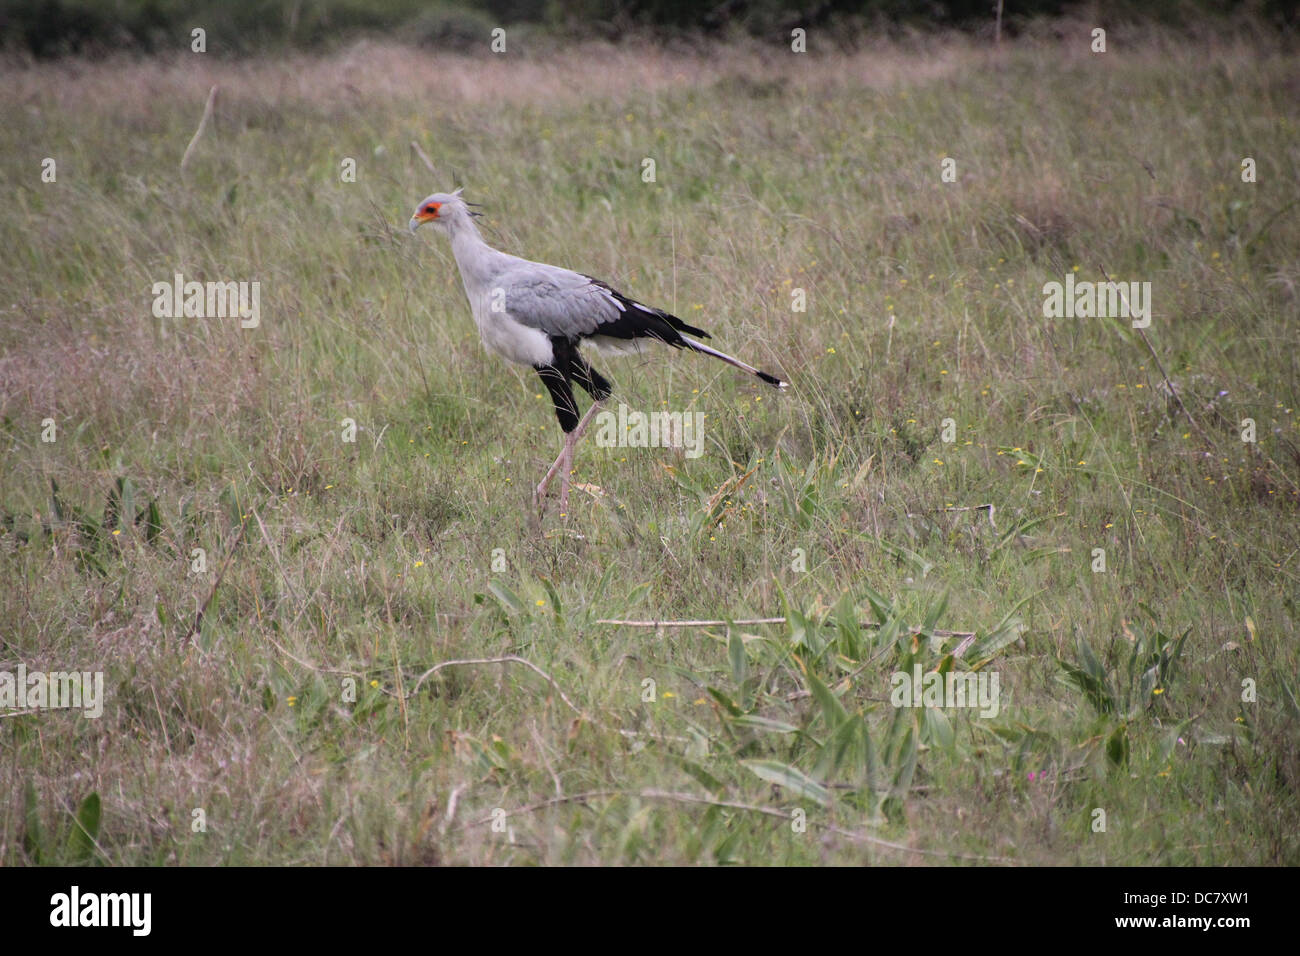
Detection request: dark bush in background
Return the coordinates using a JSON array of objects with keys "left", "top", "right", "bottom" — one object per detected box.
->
[{"left": 0, "top": 0, "right": 1292, "bottom": 59}]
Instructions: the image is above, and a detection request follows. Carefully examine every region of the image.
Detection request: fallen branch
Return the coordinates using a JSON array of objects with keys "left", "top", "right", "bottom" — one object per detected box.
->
[
  {"left": 596, "top": 617, "right": 976, "bottom": 639},
  {"left": 599, "top": 617, "right": 785, "bottom": 627}
]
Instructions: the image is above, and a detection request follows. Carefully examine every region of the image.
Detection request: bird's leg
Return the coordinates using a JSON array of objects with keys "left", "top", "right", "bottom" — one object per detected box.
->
[
  {"left": 536, "top": 400, "right": 604, "bottom": 512},
  {"left": 536, "top": 446, "right": 565, "bottom": 503},
  {"left": 569, "top": 397, "right": 604, "bottom": 445},
  {"left": 556, "top": 433, "right": 576, "bottom": 514}
]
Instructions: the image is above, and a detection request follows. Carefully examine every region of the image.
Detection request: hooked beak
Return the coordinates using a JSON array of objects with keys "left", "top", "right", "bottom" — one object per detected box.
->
[{"left": 408, "top": 211, "right": 433, "bottom": 233}]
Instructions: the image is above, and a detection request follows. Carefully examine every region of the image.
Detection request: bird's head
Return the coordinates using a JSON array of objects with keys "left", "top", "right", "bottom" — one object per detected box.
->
[{"left": 408, "top": 188, "right": 476, "bottom": 234}]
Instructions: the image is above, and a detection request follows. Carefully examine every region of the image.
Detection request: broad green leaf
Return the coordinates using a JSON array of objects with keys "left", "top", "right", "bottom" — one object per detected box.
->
[
  {"left": 1156, "top": 719, "right": 1192, "bottom": 765},
  {"left": 23, "top": 779, "right": 44, "bottom": 864},
  {"left": 487, "top": 580, "right": 525, "bottom": 614},
  {"left": 813, "top": 712, "right": 874, "bottom": 783},
  {"left": 219, "top": 482, "right": 244, "bottom": 527},
  {"left": 539, "top": 577, "right": 562, "bottom": 620},
  {"left": 777, "top": 580, "right": 809, "bottom": 650},
  {"left": 141, "top": 498, "right": 163, "bottom": 543},
  {"left": 889, "top": 723, "right": 919, "bottom": 799},
  {"left": 117, "top": 477, "right": 135, "bottom": 533},
  {"left": 799, "top": 659, "right": 848, "bottom": 730},
  {"left": 877, "top": 538, "right": 933, "bottom": 578},
  {"left": 834, "top": 591, "right": 864, "bottom": 660},
  {"left": 1056, "top": 663, "right": 1113, "bottom": 716},
  {"left": 587, "top": 563, "right": 617, "bottom": 622},
  {"left": 677, "top": 759, "right": 726, "bottom": 796},
  {"left": 992, "top": 512, "right": 1059, "bottom": 552},
  {"left": 742, "top": 759, "right": 830, "bottom": 807},
  {"left": 860, "top": 584, "right": 895, "bottom": 627},
  {"left": 706, "top": 686, "right": 742, "bottom": 717},
  {"left": 919, "top": 589, "right": 950, "bottom": 636},
  {"left": 1106, "top": 724, "right": 1129, "bottom": 767},
  {"left": 66, "top": 791, "right": 101, "bottom": 863},
  {"left": 728, "top": 629, "right": 748, "bottom": 688},
  {"left": 731, "top": 714, "right": 799, "bottom": 734},
  {"left": 623, "top": 581, "right": 651, "bottom": 608},
  {"left": 925, "top": 706, "right": 955, "bottom": 752},
  {"left": 970, "top": 607, "right": 1029, "bottom": 663}
]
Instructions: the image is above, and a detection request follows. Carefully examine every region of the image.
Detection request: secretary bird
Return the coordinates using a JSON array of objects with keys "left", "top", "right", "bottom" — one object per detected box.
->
[{"left": 408, "top": 190, "right": 788, "bottom": 513}]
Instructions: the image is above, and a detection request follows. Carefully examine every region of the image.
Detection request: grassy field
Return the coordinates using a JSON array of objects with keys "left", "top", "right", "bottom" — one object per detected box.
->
[{"left": 1, "top": 22, "right": 1297, "bottom": 866}]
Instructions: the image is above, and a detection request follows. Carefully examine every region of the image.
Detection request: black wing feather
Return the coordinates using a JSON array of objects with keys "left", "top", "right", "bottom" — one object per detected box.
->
[{"left": 580, "top": 276, "right": 710, "bottom": 346}]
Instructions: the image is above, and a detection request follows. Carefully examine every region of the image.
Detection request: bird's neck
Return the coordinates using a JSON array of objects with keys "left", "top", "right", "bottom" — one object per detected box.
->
[{"left": 446, "top": 218, "right": 498, "bottom": 288}]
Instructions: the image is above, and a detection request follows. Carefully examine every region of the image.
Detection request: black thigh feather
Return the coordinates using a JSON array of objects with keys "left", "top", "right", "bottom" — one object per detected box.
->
[
  {"left": 552, "top": 335, "right": 612, "bottom": 401},
  {"left": 534, "top": 363, "right": 580, "bottom": 432},
  {"left": 536, "top": 336, "right": 613, "bottom": 433}
]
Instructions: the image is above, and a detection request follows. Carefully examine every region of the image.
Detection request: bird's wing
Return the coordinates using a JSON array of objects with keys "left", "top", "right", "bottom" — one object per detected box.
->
[{"left": 495, "top": 262, "right": 624, "bottom": 338}]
